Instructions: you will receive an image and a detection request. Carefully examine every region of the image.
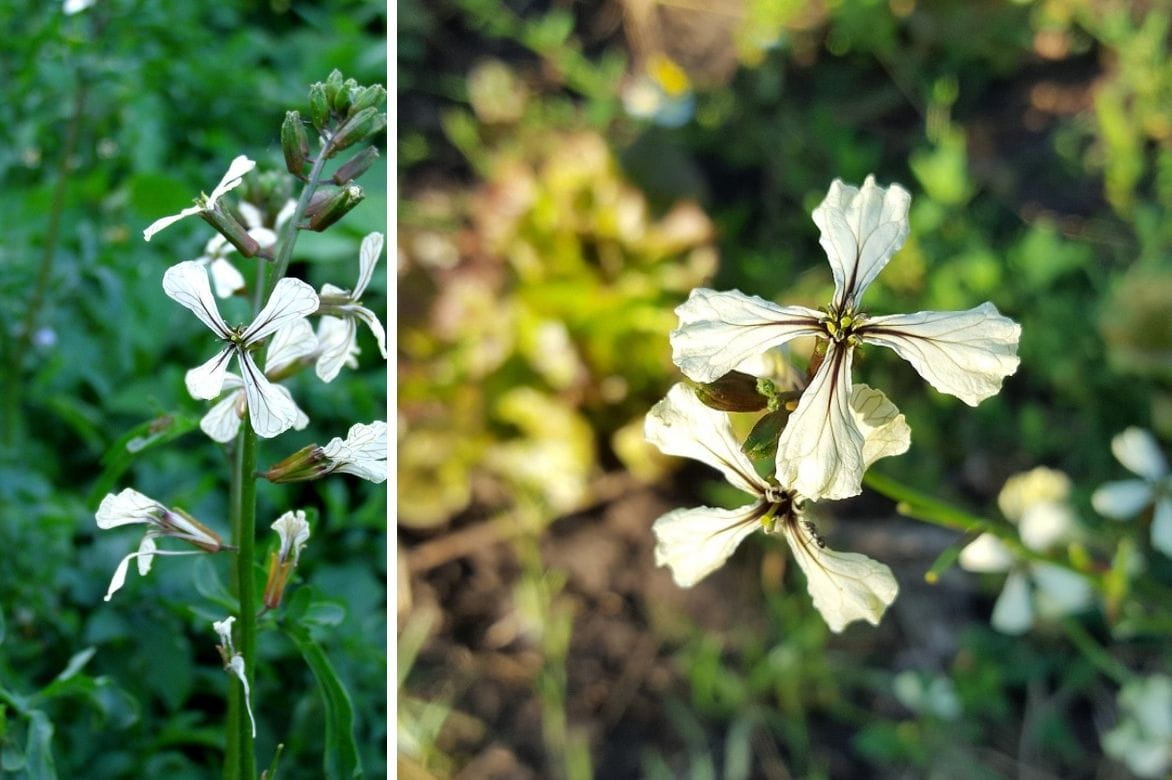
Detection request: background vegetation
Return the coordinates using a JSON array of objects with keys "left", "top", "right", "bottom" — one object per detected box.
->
[
  {"left": 399, "top": 0, "right": 1172, "bottom": 777},
  {"left": 0, "top": 1, "right": 387, "bottom": 776}
]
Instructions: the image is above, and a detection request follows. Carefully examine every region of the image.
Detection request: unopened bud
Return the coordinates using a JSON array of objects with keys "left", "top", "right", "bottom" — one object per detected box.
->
[
  {"left": 263, "top": 443, "right": 329, "bottom": 484},
  {"left": 281, "top": 111, "right": 310, "bottom": 175},
  {"left": 692, "top": 371, "right": 767, "bottom": 412},
  {"left": 199, "top": 206, "right": 261, "bottom": 257},
  {"left": 324, "top": 69, "right": 345, "bottom": 107},
  {"left": 348, "top": 84, "right": 386, "bottom": 116},
  {"left": 333, "top": 78, "right": 359, "bottom": 115},
  {"left": 303, "top": 183, "right": 364, "bottom": 231},
  {"left": 308, "top": 83, "right": 330, "bottom": 131},
  {"left": 741, "top": 409, "right": 789, "bottom": 460},
  {"left": 328, "top": 107, "right": 386, "bottom": 155},
  {"left": 332, "top": 146, "right": 380, "bottom": 185}
]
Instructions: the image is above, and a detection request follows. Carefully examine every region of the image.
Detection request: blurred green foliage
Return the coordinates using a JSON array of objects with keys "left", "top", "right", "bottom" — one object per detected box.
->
[{"left": 1, "top": 0, "right": 386, "bottom": 775}]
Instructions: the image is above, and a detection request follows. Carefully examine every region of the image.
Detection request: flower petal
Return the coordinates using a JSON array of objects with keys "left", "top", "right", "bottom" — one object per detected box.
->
[
  {"left": 103, "top": 551, "right": 136, "bottom": 601},
  {"left": 136, "top": 534, "right": 158, "bottom": 576},
  {"left": 96, "top": 488, "right": 165, "bottom": 529},
  {"left": 859, "top": 302, "right": 1021, "bottom": 406},
  {"left": 775, "top": 344, "right": 865, "bottom": 500},
  {"left": 272, "top": 510, "right": 311, "bottom": 565},
  {"left": 163, "top": 261, "right": 232, "bottom": 338},
  {"left": 200, "top": 390, "right": 244, "bottom": 443},
  {"left": 207, "top": 155, "right": 256, "bottom": 206},
  {"left": 958, "top": 533, "right": 1013, "bottom": 573},
  {"left": 143, "top": 205, "right": 202, "bottom": 242},
  {"left": 321, "top": 421, "right": 387, "bottom": 482},
  {"left": 186, "top": 347, "right": 234, "bottom": 400},
  {"left": 1032, "top": 563, "right": 1092, "bottom": 617},
  {"left": 1151, "top": 498, "right": 1172, "bottom": 557},
  {"left": 645, "top": 383, "right": 772, "bottom": 498},
  {"left": 1018, "top": 501, "right": 1078, "bottom": 552},
  {"left": 989, "top": 569, "right": 1033, "bottom": 635},
  {"left": 237, "top": 201, "right": 264, "bottom": 230},
  {"left": 238, "top": 351, "right": 302, "bottom": 438},
  {"left": 351, "top": 305, "right": 388, "bottom": 359},
  {"left": 670, "top": 288, "right": 822, "bottom": 383},
  {"left": 1111, "top": 427, "right": 1169, "bottom": 482},
  {"left": 1092, "top": 479, "right": 1155, "bottom": 519},
  {"left": 811, "top": 175, "right": 911, "bottom": 307},
  {"left": 264, "top": 318, "right": 318, "bottom": 375},
  {"left": 315, "top": 315, "right": 358, "bottom": 383},
  {"left": 782, "top": 518, "right": 899, "bottom": 632},
  {"left": 242, "top": 277, "right": 319, "bottom": 345},
  {"left": 850, "top": 384, "right": 911, "bottom": 469},
  {"left": 208, "top": 257, "right": 246, "bottom": 299},
  {"left": 226, "top": 655, "right": 257, "bottom": 738},
  {"left": 652, "top": 503, "right": 765, "bottom": 587},
  {"left": 355, "top": 232, "right": 385, "bottom": 299}
]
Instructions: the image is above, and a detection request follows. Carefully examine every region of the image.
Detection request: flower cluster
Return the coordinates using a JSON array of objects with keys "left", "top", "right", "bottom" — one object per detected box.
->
[{"left": 648, "top": 175, "right": 1022, "bottom": 631}]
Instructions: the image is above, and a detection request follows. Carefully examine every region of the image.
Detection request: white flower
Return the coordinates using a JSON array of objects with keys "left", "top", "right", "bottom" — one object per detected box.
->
[
  {"left": 315, "top": 232, "right": 387, "bottom": 382},
  {"left": 272, "top": 510, "right": 310, "bottom": 567},
  {"left": 163, "top": 260, "right": 318, "bottom": 438},
  {"left": 670, "top": 176, "right": 1021, "bottom": 500},
  {"left": 63, "top": 0, "right": 96, "bottom": 14},
  {"left": 645, "top": 383, "right": 907, "bottom": 632},
  {"left": 959, "top": 467, "right": 1091, "bottom": 634},
  {"left": 212, "top": 617, "right": 256, "bottom": 739},
  {"left": 143, "top": 156, "right": 256, "bottom": 241},
  {"left": 1092, "top": 427, "right": 1172, "bottom": 556},
  {"left": 1102, "top": 675, "right": 1172, "bottom": 779},
  {"left": 198, "top": 319, "right": 317, "bottom": 443},
  {"left": 320, "top": 421, "right": 388, "bottom": 483},
  {"left": 95, "top": 488, "right": 223, "bottom": 601}
]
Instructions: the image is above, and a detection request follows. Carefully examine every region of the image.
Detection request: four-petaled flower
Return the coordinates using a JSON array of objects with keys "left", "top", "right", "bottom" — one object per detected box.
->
[
  {"left": 95, "top": 488, "right": 223, "bottom": 601},
  {"left": 320, "top": 420, "right": 388, "bottom": 483},
  {"left": 670, "top": 176, "right": 1021, "bottom": 500},
  {"left": 163, "top": 260, "right": 318, "bottom": 438},
  {"left": 1102, "top": 674, "right": 1172, "bottom": 779},
  {"left": 1092, "top": 427, "right": 1172, "bottom": 557},
  {"left": 645, "top": 383, "right": 908, "bottom": 632},
  {"left": 315, "top": 232, "right": 388, "bottom": 382},
  {"left": 143, "top": 156, "right": 256, "bottom": 241}
]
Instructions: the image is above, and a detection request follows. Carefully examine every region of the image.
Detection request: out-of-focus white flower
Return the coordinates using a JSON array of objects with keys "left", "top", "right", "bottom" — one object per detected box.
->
[
  {"left": 63, "top": 0, "right": 96, "bottom": 14},
  {"left": 163, "top": 261, "right": 317, "bottom": 438},
  {"left": 621, "top": 54, "right": 695, "bottom": 128},
  {"left": 893, "top": 671, "right": 962, "bottom": 721},
  {"left": 1093, "top": 427, "right": 1172, "bottom": 556},
  {"left": 319, "top": 421, "right": 387, "bottom": 483},
  {"left": 315, "top": 232, "right": 387, "bottom": 382},
  {"left": 959, "top": 467, "right": 1091, "bottom": 634},
  {"left": 143, "top": 156, "right": 255, "bottom": 241},
  {"left": 670, "top": 176, "right": 1021, "bottom": 500},
  {"left": 212, "top": 616, "right": 256, "bottom": 738},
  {"left": 1102, "top": 675, "right": 1172, "bottom": 778},
  {"left": 645, "top": 383, "right": 907, "bottom": 632},
  {"left": 95, "top": 488, "right": 223, "bottom": 601},
  {"left": 198, "top": 319, "right": 317, "bottom": 443}
]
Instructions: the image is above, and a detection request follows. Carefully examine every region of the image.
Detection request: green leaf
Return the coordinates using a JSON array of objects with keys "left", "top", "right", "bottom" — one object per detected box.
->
[
  {"left": 24, "top": 710, "right": 56, "bottom": 780},
  {"left": 86, "top": 412, "right": 200, "bottom": 506},
  {"left": 283, "top": 622, "right": 362, "bottom": 778}
]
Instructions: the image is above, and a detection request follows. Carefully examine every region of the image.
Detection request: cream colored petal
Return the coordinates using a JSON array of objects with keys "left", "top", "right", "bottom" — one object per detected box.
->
[
  {"left": 238, "top": 351, "right": 301, "bottom": 438},
  {"left": 315, "top": 315, "right": 359, "bottom": 383},
  {"left": 351, "top": 305, "right": 388, "bottom": 360},
  {"left": 143, "top": 205, "right": 202, "bottom": 241},
  {"left": 237, "top": 201, "right": 264, "bottom": 230},
  {"left": 1151, "top": 499, "right": 1172, "bottom": 557},
  {"left": 997, "top": 467, "right": 1071, "bottom": 523},
  {"left": 275, "top": 199, "right": 297, "bottom": 230},
  {"left": 782, "top": 518, "right": 899, "bottom": 633},
  {"left": 850, "top": 384, "right": 911, "bottom": 469},
  {"left": 812, "top": 176, "right": 911, "bottom": 307},
  {"left": 213, "top": 616, "right": 236, "bottom": 649},
  {"left": 185, "top": 347, "right": 234, "bottom": 400},
  {"left": 990, "top": 569, "right": 1033, "bottom": 635},
  {"left": 163, "top": 261, "right": 232, "bottom": 338},
  {"left": 136, "top": 534, "right": 158, "bottom": 576},
  {"left": 208, "top": 257, "right": 246, "bottom": 299},
  {"left": 1092, "top": 479, "right": 1155, "bottom": 519},
  {"left": 958, "top": 533, "right": 1014, "bottom": 573},
  {"left": 652, "top": 503, "right": 764, "bottom": 587},
  {"left": 321, "top": 421, "right": 389, "bottom": 483},
  {"left": 355, "top": 232, "right": 385, "bottom": 299},
  {"left": 248, "top": 227, "right": 278, "bottom": 249},
  {"left": 95, "top": 488, "right": 165, "bottom": 529},
  {"left": 670, "top": 288, "right": 823, "bottom": 383},
  {"left": 860, "top": 303, "right": 1021, "bottom": 406},
  {"left": 775, "top": 344, "right": 865, "bottom": 501},
  {"left": 264, "top": 318, "right": 318, "bottom": 375},
  {"left": 242, "top": 277, "right": 319, "bottom": 345},
  {"left": 272, "top": 510, "right": 311, "bottom": 565},
  {"left": 103, "top": 551, "right": 137, "bottom": 601},
  {"left": 1018, "top": 501, "right": 1078, "bottom": 552},
  {"left": 200, "top": 390, "right": 244, "bottom": 443},
  {"left": 207, "top": 155, "right": 256, "bottom": 206},
  {"left": 645, "top": 383, "right": 772, "bottom": 498},
  {"left": 1032, "top": 563, "right": 1092, "bottom": 617},
  {"left": 1112, "top": 427, "right": 1169, "bottom": 481}
]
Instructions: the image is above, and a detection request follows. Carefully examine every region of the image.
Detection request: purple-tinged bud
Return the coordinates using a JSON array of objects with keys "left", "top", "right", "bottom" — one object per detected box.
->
[
  {"left": 303, "top": 183, "right": 364, "bottom": 232},
  {"left": 328, "top": 107, "right": 386, "bottom": 155},
  {"left": 262, "top": 443, "right": 329, "bottom": 484},
  {"left": 691, "top": 371, "right": 767, "bottom": 412},
  {"left": 323, "top": 69, "right": 345, "bottom": 108},
  {"left": 332, "top": 146, "right": 380, "bottom": 185},
  {"left": 308, "top": 83, "right": 330, "bottom": 131},
  {"left": 281, "top": 110, "right": 310, "bottom": 175}
]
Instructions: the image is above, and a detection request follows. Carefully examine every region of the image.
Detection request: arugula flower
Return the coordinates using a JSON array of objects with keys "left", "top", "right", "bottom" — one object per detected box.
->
[
  {"left": 315, "top": 232, "right": 387, "bottom": 382},
  {"left": 1092, "top": 427, "right": 1172, "bottom": 556},
  {"left": 143, "top": 156, "right": 255, "bottom": 241}
]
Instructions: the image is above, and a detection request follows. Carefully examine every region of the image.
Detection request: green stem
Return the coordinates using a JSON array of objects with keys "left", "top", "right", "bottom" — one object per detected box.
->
[
  {"left": 263, "top": 140, "right": 334, "bottom": 303},
  {"left": 1059, "top": 617, "right": 1133, "bottom": 686},
  {"left": 226, "top": 426, "right": 259, "bottom": 779}
]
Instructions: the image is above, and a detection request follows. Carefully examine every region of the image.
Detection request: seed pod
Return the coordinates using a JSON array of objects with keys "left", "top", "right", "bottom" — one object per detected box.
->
[
  {"left": 303, "top": 183, "right": 365, "bottom": 231},
  {"left": 692, "top": 371, "right": 767, "bottom": 412},
  {"left": 332, "top": 146, "right": 380, "bottom": 185},
  {"left": 328, "top": 106, "right": 387, "bottom": 154},
  {"left": 281, "top": 111, "right": 310, "bottom": 175},
  {"left": 308, "top": 82, "right": 330, "bottom": 131}
]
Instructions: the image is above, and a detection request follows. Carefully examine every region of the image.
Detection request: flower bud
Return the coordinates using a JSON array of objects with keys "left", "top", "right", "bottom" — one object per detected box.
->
[
  {"left": 303, "top": 183, "right": 365, "bottom": 232},
  {"left": 691, "top": 371, "right": 767, "bottom": 412},
  {"left": 281, "top": 110, "right": 310, "bottom": 175},
  {"left": 347, "top": 84, "right": 386, "bottom": 116},
  {"left": 324, "top": 69, "right": 345, "bottom": 108},
  {"left": 262, "top": 510, "right": 310, "bottom": 609},
  {"left": 328, "top": 107, "right": 386, "bottom": 154},
  {"left": 333, "top": 78, "right": 359, "bottom": 115},
  {"left": 199, "top": 206, "right": 261, "bottom": 257},
  {"left": 332, "top": 146, "right": 380, "bottom": 185},
  {"left": 262, "top": 443, "right": 329, "bottom": 483},
  {"left": 308, "top": 83, "right": 330, "bottom": 131},
  {"left": 741, "top": 408, "right": 789, "bottom": 460}
]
